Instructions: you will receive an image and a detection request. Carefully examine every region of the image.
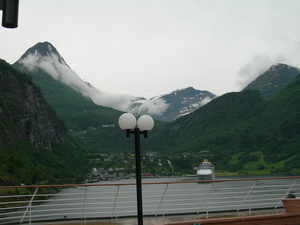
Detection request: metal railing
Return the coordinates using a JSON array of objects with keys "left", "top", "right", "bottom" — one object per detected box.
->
[{"left": 0, "top": 176, "right": 299, "bottom": 225}]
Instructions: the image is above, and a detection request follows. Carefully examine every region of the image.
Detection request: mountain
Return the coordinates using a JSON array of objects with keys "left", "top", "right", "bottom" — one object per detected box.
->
[
  {"left": 10, "top": 41, "right": 300, "bottom": 174},
  {"left": 14, "top": 41, "right": 98, "bottom": 98},
  {"left": 13, "top": 42, "right": 123, "bottom": 130},
  {"left": 242, "top": 63, "right": 300, "bottom": 98},
  {"left": 13, "top": 42, "right": 160, "bottom": 118},
  {"left": 13, "top": 42, "right": 103, "bottom": 108},
  {"left": 14, "top": 42, "right": 215, "bottom": 122},
  {"left": 130, "top": 87, "right": 216, "bottom": 121},
  {"left": 12, "top": 42, "right": 167, "bottom": 154},
  {"left": 0, "top": 59, "right": 89, "bottom": 185},
  {"left": 147, "top": 75, "right": 300, "bottom": 173},
  {"left": 13, "top": 42, "right": 139, "bottom": 154}
]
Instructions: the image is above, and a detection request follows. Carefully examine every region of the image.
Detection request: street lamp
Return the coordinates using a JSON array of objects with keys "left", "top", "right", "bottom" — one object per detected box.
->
[{"left": 118, "top": 113, "right": 154, "bottom": 225}]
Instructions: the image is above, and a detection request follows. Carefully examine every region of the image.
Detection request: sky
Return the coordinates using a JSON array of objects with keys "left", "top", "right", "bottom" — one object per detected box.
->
[{"left": 1, "top": 0, "right": 300, "bottom": 99}]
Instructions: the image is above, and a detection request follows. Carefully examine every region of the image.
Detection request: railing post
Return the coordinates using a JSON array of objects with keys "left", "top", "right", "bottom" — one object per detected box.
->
[
  {"left": 111, "top": 185, "right": 120, "bottom": 221},
  {"left": 20, "top": 187, "right": 39, "bottom": 224},
  {"left": 156, "top": 183, "right": 169, "bottom": 221},
  {"left": 81, "top": 186, "right": 88, "bottom": 225},
  {"left": 238, "top": 180, "right": 257, "bottom": 215},
  {"left": 198, "top": 182, "right": 215, "bottom": 219}
]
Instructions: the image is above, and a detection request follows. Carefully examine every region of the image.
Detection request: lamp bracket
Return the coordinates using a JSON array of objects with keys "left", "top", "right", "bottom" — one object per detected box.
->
[{"left": 126, "top": 129, "right": 148, "bottom": 138}]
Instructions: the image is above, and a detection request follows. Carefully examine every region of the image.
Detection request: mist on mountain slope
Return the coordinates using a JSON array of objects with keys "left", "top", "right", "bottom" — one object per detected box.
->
[
  {"left": 17, "top": 47, "right": 169, "bottom": 116},
  {"left": 236, "top": 53, "right": 287, "bottom": 88}
]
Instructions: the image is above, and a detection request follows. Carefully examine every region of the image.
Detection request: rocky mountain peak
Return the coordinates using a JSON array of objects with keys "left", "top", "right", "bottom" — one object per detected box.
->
[
  {"left": 130, "top": 87, "right": 216, "bottom": 121},
  {"left": 18, "top": 41, "right": 67, "bottom": 66},
  {"left": 243, "top": 63, "right": 300, "bottom": 98}
]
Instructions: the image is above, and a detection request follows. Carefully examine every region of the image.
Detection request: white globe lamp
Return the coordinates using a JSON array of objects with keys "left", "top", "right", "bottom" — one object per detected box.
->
[
  {"left": 137, "top": 115, "right": 154, "bottom": 131},
  {"left": 118, "top": 113, "right": 137, "bottom": 130}
]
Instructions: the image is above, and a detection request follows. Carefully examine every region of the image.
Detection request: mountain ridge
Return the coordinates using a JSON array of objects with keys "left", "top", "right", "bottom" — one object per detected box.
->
[
  {"left": 14, "top": 42, "right": 216, "bottom": 121},
  {"left": 13, "top": 42, "right": 300, "bottom": 123},
  {"left": 146, "top": 75, "right": 300, "bottom": 173}
]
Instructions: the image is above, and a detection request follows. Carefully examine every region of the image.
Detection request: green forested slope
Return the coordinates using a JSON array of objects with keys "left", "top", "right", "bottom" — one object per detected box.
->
[
  {"left": 12, "top": 67, "right": 106, "bottom": 130},
  {"left": 0, "top": 59, "right": 89, "bottom": 185},
  {"left": 148, "top": 75, "right": 300, "bottom": 173}
]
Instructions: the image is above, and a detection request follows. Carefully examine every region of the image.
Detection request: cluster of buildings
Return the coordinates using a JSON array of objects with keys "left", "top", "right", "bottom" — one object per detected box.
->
[{"left": 87, "top": 167, "right": 130, "bottom": 182}]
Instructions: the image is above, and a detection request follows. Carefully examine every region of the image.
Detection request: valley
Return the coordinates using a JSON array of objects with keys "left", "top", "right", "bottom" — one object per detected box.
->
[{"left": 1, "top": 42, "right": 300, "bottom": 186}]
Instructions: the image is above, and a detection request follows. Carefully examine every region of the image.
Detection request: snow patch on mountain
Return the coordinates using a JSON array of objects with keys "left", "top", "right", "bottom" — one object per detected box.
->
[{"left": 130, "top": 87, "right": 216, "bottom": 121}]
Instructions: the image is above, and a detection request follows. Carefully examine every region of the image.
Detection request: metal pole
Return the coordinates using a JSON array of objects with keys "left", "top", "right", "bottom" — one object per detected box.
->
[{"left": 134, "top": 128, "right": 143, "bottom": 225}]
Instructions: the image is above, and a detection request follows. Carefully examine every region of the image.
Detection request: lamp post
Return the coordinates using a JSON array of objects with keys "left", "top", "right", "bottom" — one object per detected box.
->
[{"left": 118, "top": 113, "right": 154, "bottom": 225}]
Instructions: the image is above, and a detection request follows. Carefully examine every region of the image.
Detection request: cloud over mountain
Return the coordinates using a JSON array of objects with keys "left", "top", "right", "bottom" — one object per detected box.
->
[
  {"left": 16, "top": 42, "right": 169, "bottom": 115},
  {"left": 237, "top": 53, "right": 287, "bottom": 89}
]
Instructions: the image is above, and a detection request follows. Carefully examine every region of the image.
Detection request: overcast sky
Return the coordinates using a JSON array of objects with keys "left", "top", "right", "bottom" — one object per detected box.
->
[{"left": 1, "top": 0, "right": 300, "bottom": 98}]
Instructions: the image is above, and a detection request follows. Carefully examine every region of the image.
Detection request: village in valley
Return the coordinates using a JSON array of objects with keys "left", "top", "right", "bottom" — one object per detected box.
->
[{"left": 87, "top": 151, "right": 215, "bottom": 182}]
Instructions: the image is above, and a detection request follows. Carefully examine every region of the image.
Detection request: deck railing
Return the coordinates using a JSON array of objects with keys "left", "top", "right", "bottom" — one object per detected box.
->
[{"left": 0, "top": 176, "right": 299, "bottom": 225}]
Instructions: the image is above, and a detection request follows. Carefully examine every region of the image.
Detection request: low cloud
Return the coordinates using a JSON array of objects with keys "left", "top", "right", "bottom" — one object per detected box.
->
[
  {"left": 200, "top": 97, "right": 213, "bottom": 106},
  {"left": 237, "top": 53, "right": 286, "bottom": 89},
  {"left": 19, "top": 50, "right": 169, "bottom": 115},
  {"left": 131, "top": 99, "right": 169, "bottom": 116}
]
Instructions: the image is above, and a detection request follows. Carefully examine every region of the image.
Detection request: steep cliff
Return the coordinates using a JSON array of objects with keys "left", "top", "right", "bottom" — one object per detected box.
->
[
  {"left": 0, "top": 59, "right": 88, "bottom": 185},
  {"left": 0, "top": 59, "right": 68, "bottom": 149}
]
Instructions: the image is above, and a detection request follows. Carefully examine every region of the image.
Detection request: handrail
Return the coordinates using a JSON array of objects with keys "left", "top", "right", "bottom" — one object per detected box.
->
[
  {"left": 1, "top": 176, "right": 300, "bottom": 189},
  {"left": 0, "top": 176, "right": 300, "bottom": 225}
]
